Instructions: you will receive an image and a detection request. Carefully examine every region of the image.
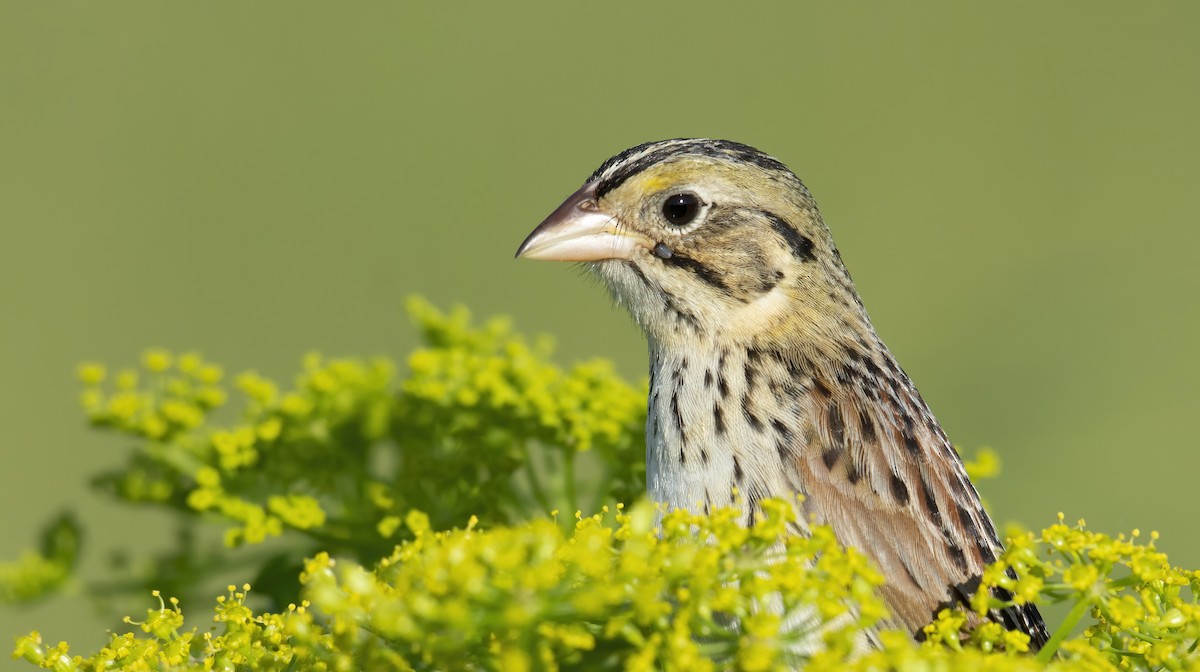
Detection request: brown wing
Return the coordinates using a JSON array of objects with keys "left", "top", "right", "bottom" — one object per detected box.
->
[{"left": 792, "top": 356, "right": 1047, "bottom": 646}]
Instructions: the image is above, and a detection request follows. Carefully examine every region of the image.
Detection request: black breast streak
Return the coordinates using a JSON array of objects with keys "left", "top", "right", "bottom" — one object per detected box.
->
[
  {"left": 847, "top": 347, "right": 866, "bottom": 366},
  {"left": 939, "top": 575, "right": 983, "bottom": 617},
  {"left": 858, "top": 408, "right": 876, "bottom": 443},
  {"left": 717, "top": 349, "right": 730, "bottom": 399},
  {"left": 924, "top": 573, "right": 1048, "bottom": 650},
  {"left": 939, "top": 523, "right": 972, "bottom": 575},
  {"left": 882, "top": 354, "right": 903, "bottom": 378},
  {"left": 661, "top": 292, "right": 699, "bottom": 330},
  {"left": 821, "top": 447, "right": 842, "bottom": 469},
  {"left": 920, "top": 475, "right": 943, "bottom": 527},
  {"left": 846, "top": 462, "right": 862, "bottom": 485},
  {"left": 900, "top": 416, "right": 922, "bottom": 457},
  {"left": 956, "top": 504, "right": 982, "bottom": 551},
  {"left": 742, "top": 393, "right": 763, "bottom": 432},
  {"left": 862, "top": 357, "right": 883, "bottom": 379},
  {"left": 745, "top": 490, "right": 761, "bottom": 527},
  {"left": 733, "top": 455, "right": 744, "bottom": 483},
  {"left": 759, "top": 269, "right": 785, "bottom": 293},
  {"left": 760, "top": 210, "right": 816, "bottom": 262},
  {"left": 776, "top": 438, "right": 791, "bottom": 462},
  {"left": 890, "top": 471, "right": 911, "bottom": 505},
  {"left": 827, "top": 404, "right": 845, "bottom": 445},
  {"left": 783, "top": 382, "right": 809, "bottom": 407},
  {"left": 713, "top": 402, "right": 726, "bottom": 435},
  {"left": 770, "top": 418, "right": 792, "bottom": 443},
  {"left": 935, "top": 572, "right": 1050, "bottom": 650},
  {"left": 785, "top": 520, "right": 806, "bottom": 538},
  {"left": 671, "top": 390, "right": 686, "bottom": 445},
  {"left": 991, "top": 571, "right": 1050, "bottom": 648},
  {"left": 924, "top": 409, "right": 948, "bottom": 442},
  {"left": 979, "top": 540, "right": 997, "bottom": 565},
  {"left": 946, "top": 538, "right": 969, "bottom": 572}
]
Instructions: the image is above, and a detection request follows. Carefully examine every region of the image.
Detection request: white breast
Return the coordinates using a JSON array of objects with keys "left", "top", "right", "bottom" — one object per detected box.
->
[{"left": 645, "top": 348, "right": 809, "bottom": 533}]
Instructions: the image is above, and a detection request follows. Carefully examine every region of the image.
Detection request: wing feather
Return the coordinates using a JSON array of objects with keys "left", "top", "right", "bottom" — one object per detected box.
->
[{"left": 791, "top": 360, "right": 1049, "bottom": 647}]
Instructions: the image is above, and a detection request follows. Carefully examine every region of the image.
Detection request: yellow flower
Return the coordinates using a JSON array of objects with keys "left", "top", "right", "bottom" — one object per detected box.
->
[
  {"left": 77, "top": 362, "right": 107, "bottom": 384},
  {"left": 141, "top": 348, "right": 173, "bottom": 372}
]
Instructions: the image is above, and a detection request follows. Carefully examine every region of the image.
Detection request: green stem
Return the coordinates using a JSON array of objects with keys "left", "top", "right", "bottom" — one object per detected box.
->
[
  {"left": 1102, "top": 647, "right": 1146, "bottom": 658},
  {"left": 1123, "top": 629, "right": 1165, "bottom": 645},
  {"left": 563, "top": 447, "right": 578, "bottom": 515},
  {"left": 590, "top": 458, "right": 613, "bottom": 514},
  {"left": 86, "top": 545, "right": 278, "bottom": 597},
  {"left": 1037, "top": 597, "right": 1092, "bottom": 663},
  {"left": 520, "top": 441, "right": 553, "bottom": 513}
]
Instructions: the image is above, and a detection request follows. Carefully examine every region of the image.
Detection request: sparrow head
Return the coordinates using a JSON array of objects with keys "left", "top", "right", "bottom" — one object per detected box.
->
[{"left": 517, "top": 139, "right": 867, "bottom": 350}]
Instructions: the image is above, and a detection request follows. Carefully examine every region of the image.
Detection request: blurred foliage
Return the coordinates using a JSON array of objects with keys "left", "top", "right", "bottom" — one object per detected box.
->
[
  {"left": 0, "top": 514, "right": 80, "bottom": 605},
  {"left": 4, "top": 298, "right": 644, "bottom": 614},
  {"left": 6, "top": 301, "right": 1199, "bottom": 669}
]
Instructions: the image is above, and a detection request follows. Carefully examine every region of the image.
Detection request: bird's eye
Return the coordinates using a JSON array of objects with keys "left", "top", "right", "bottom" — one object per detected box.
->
[{"left": 662, "top": 193, "right": 702, "bottom": 227}]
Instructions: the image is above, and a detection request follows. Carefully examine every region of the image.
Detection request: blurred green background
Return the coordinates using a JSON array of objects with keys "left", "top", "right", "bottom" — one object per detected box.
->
[{"left": 2, "top": 0, "right": 1198, "bottom": 651}]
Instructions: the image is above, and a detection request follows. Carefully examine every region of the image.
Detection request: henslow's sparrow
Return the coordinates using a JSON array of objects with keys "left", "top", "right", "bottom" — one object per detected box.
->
[{"left": 516, "top": 139, "right": 1048, "bottom": 648}]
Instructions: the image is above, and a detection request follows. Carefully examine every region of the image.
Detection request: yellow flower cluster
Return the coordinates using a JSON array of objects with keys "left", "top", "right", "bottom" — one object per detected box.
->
[
  {"left": 7, "top": 298, "right": 1199, "bottom": 669},
  {"left": 11, "top": 500, "right": 875, "bottom": 671},
  {"left": 58, "top": 299, "right": 647, "bottom": 563},
  {"left": 956, "top": 515, "right": 1200, "bottom": 668},
  {"left": 400, "top": 297, "right": 647, "bottom": 514},
  {"left": 302, "top": 499, "right": 889, "bottom": 671},
  {"left": 14, "top": 502, "right": 1198, "bottom": 670}
]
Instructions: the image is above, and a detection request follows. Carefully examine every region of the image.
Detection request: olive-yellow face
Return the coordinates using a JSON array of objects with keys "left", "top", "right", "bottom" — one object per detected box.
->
[{"left": 516, "top": 139, "right": 842, "bottom": 345}]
